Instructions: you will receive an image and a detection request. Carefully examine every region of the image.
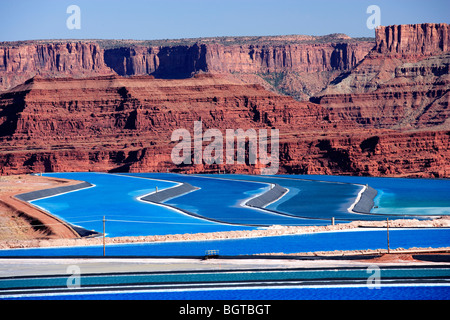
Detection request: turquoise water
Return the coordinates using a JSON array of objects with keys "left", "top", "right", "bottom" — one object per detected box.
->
[
  {"left": 0, "top": 266, "right": 450, "bottom": 300},
  {"left": 4, "top": 173, "right": 450, "bottom": 300},
  {"left": 123, "top": 173, "right": 313, "bottom": 225},
  {"left": 279, "top": 175, "right": 450, "bottom": 216},
  {"left": 206, "top": 174, "right": 379, "bottom": 221},
  {"left": 0, "top": 229, "right": 448, "bottom": 256},
  {"left": 26, "top": 173, "right": 450, "bottom": 238},
  {"left": 2, "top": 267, "right": 449, "bottom": 300},
  {"left": 2, "top": 172, "right": 446, "bottom": 258}
]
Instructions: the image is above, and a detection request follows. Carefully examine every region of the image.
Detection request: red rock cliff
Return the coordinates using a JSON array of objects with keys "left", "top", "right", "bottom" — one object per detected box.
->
[
  {"left": 313, "top": 23, "right": 450, "bottom": 130},
  {"left": 0, "top": 36, "right": 374, "bottom": 100},
  {"left": 0, "top": 24, "right": 448, "bottom": 178},
  {"left": 375, "top": 23, "right": 449, "bottom": 55},
  {"left": 0, "top": 41, "right": 113, "bottom": 91},
  {"left": 101, "top": 40, "right": 373, "bottom": 100},
  {"left": 0, "top": 74, "right": 448, "bottom": 178}
]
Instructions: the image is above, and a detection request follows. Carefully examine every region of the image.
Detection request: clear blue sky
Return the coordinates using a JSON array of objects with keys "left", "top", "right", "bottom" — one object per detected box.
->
[{"left": 0, "top": 0, "right": 449, "bottom": 42}]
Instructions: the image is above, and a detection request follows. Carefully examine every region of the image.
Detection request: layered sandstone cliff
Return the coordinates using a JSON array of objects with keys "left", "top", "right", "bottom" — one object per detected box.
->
[
  {"left": 0, "top": 41, "right": 113, "bottom": 92},
  {"left": 0, "top": 74, "right": 326, "bottom": 174},
  {"left": 0, "top": 24, "right": 448, "bottom": 177},
  {"left": 0, "top": 73, "right": 448, "bottom": 177},
  {"left": 313, "top": 23, "right": 450, "bottom": 130},
  {"left": 0, "top": 35, "right": 374, "bottom": 101},
  {"left": 375, "top": 23, "right": 449, "bottom": 55}
]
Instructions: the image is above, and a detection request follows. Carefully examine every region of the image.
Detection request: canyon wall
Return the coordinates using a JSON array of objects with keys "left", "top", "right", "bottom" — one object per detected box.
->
[
  {"left": 0, "top": 73, "right": 448, "bottom": 177},
  {"left": 100, "top": 41, "right": 372, "bottom": 76},
  {"left": 0, "top": 23, "right": 448, "bottom": 177},
  {"left": 375, "top": 23, "right": 449, "bottom": 55},
  {"left": 0, "top": 36, "right": 374, "bottom": 100},
  {"left": 0, "top": 42, "right": 113, "bottom": 92},
  {"left": 203, "top": 42, "right": 372, "bottom": 74}
]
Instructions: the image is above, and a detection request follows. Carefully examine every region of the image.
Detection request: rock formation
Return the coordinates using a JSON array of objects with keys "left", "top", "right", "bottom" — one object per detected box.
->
[
  {"left": 375, "top": 23, "right": 449, "bottom": 55},
  {"left": 313, "top": 23, "right": 450, "bottom": 130},
  {"left": 0, "top": 41, "right": 113, "bottom": 92},
  {"left": 0, "top": 23, "right": 448, "bottom": 178},
  {"left": 1, "top": 35, "right": 374, "bottom": 100}
]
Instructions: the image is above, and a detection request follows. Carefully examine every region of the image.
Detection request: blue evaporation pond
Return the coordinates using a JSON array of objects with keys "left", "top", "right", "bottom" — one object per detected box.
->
[
  {"left": 0, "top": 228, "right": 448, "bottom": 257},
  {"left": 278, "top": 175, "right": 450, "bottom": 216},
  {"left": 204, "top": 174, "right": 376, "bottom": 222},
  {"left": 31, "top": 173, "right": 256, "bottom": 237},
  {"left": 123, "top": 173, "right": 316, "bottom": 226}
]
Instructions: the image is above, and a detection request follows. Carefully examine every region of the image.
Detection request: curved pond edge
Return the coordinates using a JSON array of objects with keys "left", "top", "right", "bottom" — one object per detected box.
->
[
  {"left": 14, "top": 179, "right": 99, "bottom": 237},
  {"left": 121, "top": 174, "right": 266, "bottom": 227}
]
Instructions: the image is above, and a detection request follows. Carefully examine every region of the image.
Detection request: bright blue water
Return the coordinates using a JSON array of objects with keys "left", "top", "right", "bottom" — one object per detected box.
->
[
  {"left": 3, "top": 267, "right": 449, "bottom": 300},
  {"left": 5, "top": 172, "right": 447, "bottom": 259},
  {"left": 122, "top": 173, "right": 317, "bottom": 225},
  {"left": 29, "top": 173, "right": 450, "bottom": 238},
  {"left": 14, "top": 286, "right": 449, "bottom": 300},
  {"left": 6, "top": 173, "right": 450, "bottom": 300},
  {"left": 278, "top": 175, "right": 450, "bottom": 216},
  {"left": 0, "top": 229, "right": 448, "bottom": 256},
  {"left": 31, "top": 173, "right": 257, "bottom": 237},
  {"left": 205, "top": 174, "right": 390, "bottom": 222}
]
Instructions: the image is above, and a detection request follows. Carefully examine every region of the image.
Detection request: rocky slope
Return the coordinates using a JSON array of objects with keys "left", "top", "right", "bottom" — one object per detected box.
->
[{"left": 0, "top": 74, "right": 330, "bottom": 174}]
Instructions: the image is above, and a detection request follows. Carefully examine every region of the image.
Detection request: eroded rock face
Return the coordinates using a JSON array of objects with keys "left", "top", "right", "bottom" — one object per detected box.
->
[
  {"left": 0, "top": 35, "right": 374, "bottom": 100},
  {"left": 313, "top": 23, "right": 450, "bottom": 130},
  {"left": 0, "top": 74, "right": 324, "bottom": 173},
  {"left": 375, "top": 23, "right": 449, "bottom": 55},
  {"left": 0, "top": 42, "right": 113, "bottom": 91}
]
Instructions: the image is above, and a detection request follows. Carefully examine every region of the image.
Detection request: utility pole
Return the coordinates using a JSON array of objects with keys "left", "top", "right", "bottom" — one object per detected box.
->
[
  {"left": 103, "top": 216, "right": 106, "bottom": 257},
  {"left": 386, "top": 218, "right": 390, "bottom": 254}
]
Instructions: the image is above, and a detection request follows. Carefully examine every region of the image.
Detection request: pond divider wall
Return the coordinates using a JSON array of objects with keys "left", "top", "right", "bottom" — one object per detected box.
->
[
  {"left": 246, "top": 184, "right": 288, "bottom": 208},
  {"left": 352, "top": 185, "right": 378, "bottom": 214}
]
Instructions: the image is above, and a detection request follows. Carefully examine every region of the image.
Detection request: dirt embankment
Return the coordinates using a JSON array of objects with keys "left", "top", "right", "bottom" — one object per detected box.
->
[{"left": 0, "top": 174, "right": 81, "bottom": 241}]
